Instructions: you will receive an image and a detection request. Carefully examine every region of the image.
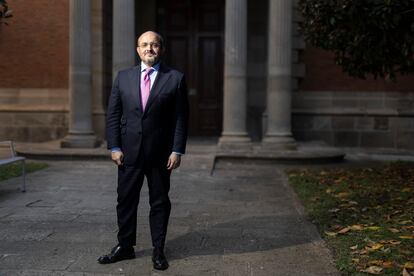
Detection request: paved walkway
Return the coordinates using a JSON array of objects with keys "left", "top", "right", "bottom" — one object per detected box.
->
[{"left": 0, "top": 148, "right": 338, "bottom": 275}]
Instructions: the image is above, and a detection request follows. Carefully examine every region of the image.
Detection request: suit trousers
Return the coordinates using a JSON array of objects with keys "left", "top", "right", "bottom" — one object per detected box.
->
[{"left": 116, "top": 156, "right": 171, "bottom": 249}]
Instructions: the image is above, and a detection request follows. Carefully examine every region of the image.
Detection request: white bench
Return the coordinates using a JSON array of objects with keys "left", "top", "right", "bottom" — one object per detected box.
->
[{"left": 0, "top": 141, "right": 26, "bottom": 192}]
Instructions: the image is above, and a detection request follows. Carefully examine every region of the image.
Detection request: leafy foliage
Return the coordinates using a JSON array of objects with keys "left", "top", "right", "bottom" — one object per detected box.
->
[
  {"left": 298, "top": 0, "right": 414, "bottom": 81},
  {"left": 288, "top": 162, "right": 414, "bottom": 275},
  {"left": 0, "top": 0, "right": 12, "bottom": 25}
]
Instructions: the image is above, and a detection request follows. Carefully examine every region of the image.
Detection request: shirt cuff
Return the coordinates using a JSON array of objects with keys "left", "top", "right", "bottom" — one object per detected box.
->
[
  {"left": 111, "top": 147, "right": 122, "bottom": 152},
  {"left": 173, "top": 151, "right": 183, "bottom": 156}
]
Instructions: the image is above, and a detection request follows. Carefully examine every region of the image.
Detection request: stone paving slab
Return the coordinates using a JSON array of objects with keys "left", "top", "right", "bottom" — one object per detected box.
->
[{"left": 0, "top": 151, "right": 339, "bottom": 276}]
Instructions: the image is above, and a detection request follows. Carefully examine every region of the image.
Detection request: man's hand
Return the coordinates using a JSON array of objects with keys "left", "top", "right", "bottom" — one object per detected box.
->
[
  {"left": 167, "top": 153, "right": 181, "bottom": 170},
  {"left": 111, "top": 151, "right": 124, "bottom": 166}
]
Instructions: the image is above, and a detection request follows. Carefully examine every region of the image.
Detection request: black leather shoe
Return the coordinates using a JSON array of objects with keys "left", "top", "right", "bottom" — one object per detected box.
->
[
  {"left": 97, "top": 245, "right": 135, "bottom": 264},
  {"left": 152, "top": 248, "right": 169, "bottom": 270}
]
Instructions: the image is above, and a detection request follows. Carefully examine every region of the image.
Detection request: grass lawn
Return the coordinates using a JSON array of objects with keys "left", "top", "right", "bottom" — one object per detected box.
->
[
  {"left": 0, "top": 162, "right": 48, "bottom": 182},
  {"left": 287, "top": 162, "right": 414, "bottom": 275}
]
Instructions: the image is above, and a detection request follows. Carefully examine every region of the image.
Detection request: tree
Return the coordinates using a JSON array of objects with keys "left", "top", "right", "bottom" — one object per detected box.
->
[
  {"left": 0, "top": 0, "right": 12, "bottom": 25},
  {"left": 298, "top": 0, "right": 414, "bottom": 81}
]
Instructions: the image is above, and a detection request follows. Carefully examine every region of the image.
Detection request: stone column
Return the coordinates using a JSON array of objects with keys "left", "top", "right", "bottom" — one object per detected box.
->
[
  {"left": 262, "top": 0, "right": 296, "bottom": 150},
  {"left": 61, "top": 0, "right": 98, "bottom": 148},
  {"left": 91, "top": 0, "right": 105, "bottom": 140},
  {"left": 112, "top": 0, "right": 135, "bottom": 77},
  {"left": 218, "top": 0, "right": 251, "bottom": 150}
]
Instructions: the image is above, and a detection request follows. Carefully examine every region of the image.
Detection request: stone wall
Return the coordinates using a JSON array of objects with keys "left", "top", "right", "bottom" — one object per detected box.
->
[
  {"left": 0, "top": 88, "right": 68, "bottom": 142},
  {"left": 292, "top": 91, "right": 414, "bottom": 149}
]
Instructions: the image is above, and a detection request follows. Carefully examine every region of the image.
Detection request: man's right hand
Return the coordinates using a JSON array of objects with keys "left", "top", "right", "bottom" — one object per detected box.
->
[{"left": 111, "top": 151, "right": 124, "bottom": 166}]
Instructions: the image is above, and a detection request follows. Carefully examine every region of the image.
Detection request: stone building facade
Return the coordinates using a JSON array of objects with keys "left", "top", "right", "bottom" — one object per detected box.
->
[{"left": 0, "top": 0, "right": 413, "bottom": 150}]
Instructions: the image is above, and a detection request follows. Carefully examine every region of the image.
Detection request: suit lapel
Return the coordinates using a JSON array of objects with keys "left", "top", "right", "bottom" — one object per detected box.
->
[
  {"left": 128, "top": 65, "right": 142, "bottom": 114},
  {"left": 144, "top": 63, "right": 171, "bottom": 114}
]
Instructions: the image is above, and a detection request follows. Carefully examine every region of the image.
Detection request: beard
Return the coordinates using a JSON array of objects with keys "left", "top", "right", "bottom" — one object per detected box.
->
[{"left": 142, "top": 54, "right": 159, "bottom": 66}]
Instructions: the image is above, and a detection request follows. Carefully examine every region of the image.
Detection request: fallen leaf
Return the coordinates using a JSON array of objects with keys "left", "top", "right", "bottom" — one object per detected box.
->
[
  {"left": 368, "top": 260, "right": 384, "bottom": 266},
  {"left": 380, "top": 247, "right": 391, "bottom": 253},
  {"left": 350, "top": 245, "right": 358, "bottom": 250},
  {"left": 364, "top": 237, "right": 374, "bottom": 243},
  {"left": 402, "top": 226, "right": 414, "bottom": 230},
  {"left": 366, "top": 226, "right": 381, "bottom": 231},
  {"left": 365, "top": 243, "right": 384, "bottom": 251},
  {"left": 400, "top": 220, "right": 413, "bottom": 225},
  {"left": 402, "top": 187, "right": 412, "bottom": 192},
  {"left": 379, "top": 239, "right": 401, "bottom": 245},
  {"left": 382, "top": 261, "right": 393, "bottom": 268},
  {"left": 399, "top": 235, "right": 414, "bottom": 239},
  {"left": 326, "top": 188, "right": 333, "bottom": 194},
  {"left": 351, "top": 224, "right": 364, "bottom": 231},
  {"left": 389, "top": 228, "right": 400, "bottom": 233},
  {"left": 328, "top": 208, "right": 340, "bottom": 213},
  {"left": 403, "top": 268, "right": 413, "bottom": 276},
  {"left": 361, "top": 266, "right": 383, "bottom": 274},
  {"left": 337, "top": 227, "right": 351, "bottom": 234},
  {"left": 405, "top": 262, "right": 414, "bottom": 269},
  {"left": 366, "top": 260, "right": 393, "bottom": 269},
  {"left": 335, "top": 192, "right": 350, "bottom": 198},
  {"left": 324, "top": 231, "right": 337, "bottom": 237}
]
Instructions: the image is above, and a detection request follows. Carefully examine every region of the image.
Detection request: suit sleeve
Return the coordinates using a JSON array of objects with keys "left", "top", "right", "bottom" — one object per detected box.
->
[
  {"left": 172, "top": 75, "right": 189, "bottom": 154},
  {"left": 106, "top": 73, "right": 123, "bottom": 150}
]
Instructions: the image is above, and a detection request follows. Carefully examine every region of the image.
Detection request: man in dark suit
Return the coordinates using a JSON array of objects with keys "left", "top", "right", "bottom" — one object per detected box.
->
[{"left": 98, "top": 31, "right": 189, "bottom": 271}]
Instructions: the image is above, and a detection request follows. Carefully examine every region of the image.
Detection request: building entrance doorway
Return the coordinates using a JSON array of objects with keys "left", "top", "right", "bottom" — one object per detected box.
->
[{"left": 157, "top": 0, "right": 224, "bottom": 136}]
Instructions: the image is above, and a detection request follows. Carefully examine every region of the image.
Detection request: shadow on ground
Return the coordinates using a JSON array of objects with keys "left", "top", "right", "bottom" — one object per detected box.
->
[{"left": 135, "top": 215, "right": 314, "bottom": 261}]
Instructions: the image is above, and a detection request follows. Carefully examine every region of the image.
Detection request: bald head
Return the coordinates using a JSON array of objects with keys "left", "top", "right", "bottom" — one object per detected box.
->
[
  {"left": 137, "top": 31, "right": 164, "bottom": 49},
  {"left": 136, "top": 31, "right": 165, "bottom": 66}
]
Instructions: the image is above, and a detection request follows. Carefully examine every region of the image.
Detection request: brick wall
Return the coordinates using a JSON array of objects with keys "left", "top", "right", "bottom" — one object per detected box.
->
[
  {"left": 0, "top": 0, "right": 69, "bottom": 88},
  {"left": 300, "top": 46, "right": 414, "bottom": 92}
]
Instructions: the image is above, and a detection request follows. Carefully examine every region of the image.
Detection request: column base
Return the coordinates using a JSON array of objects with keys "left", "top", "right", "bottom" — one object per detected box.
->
[
  {"left": 218, "top": 133, "right": 252, "bottom": 152},
  {"left": 61, "top": 133, "right": 100, "bottom": 148},
  {"left": 261, "top": 135, "right": 297, "bottom": 151}
]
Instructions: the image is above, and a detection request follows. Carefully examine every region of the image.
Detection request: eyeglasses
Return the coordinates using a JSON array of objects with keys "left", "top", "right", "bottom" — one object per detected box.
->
[{"left": 138, "top": 42, "right": 161, "bottom": 49}]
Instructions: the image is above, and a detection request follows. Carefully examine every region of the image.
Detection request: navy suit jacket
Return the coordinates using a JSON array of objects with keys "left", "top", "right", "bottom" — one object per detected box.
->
[{"left": 106, "top": 63, "right": 189, "bottom": 166}]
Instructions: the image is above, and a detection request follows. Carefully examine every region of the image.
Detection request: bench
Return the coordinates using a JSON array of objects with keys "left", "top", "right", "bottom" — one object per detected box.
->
[{"left": 0, "top": 141, "right": 26, "bottom": 192}]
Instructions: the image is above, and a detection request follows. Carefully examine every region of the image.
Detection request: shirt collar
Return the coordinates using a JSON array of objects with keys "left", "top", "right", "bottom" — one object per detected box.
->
[{"left": 140, "top": 61, "right": 160, "bottom": 72}]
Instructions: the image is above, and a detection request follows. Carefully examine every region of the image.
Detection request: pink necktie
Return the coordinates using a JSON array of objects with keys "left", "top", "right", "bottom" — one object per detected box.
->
[{"left": 141, "top": 68, "right": 154, "bottom": 110}]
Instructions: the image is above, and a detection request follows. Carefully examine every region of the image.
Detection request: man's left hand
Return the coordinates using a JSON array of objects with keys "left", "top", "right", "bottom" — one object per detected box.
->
[{"left": 167, "top": 153, "right": 181, "bottom": 170}]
